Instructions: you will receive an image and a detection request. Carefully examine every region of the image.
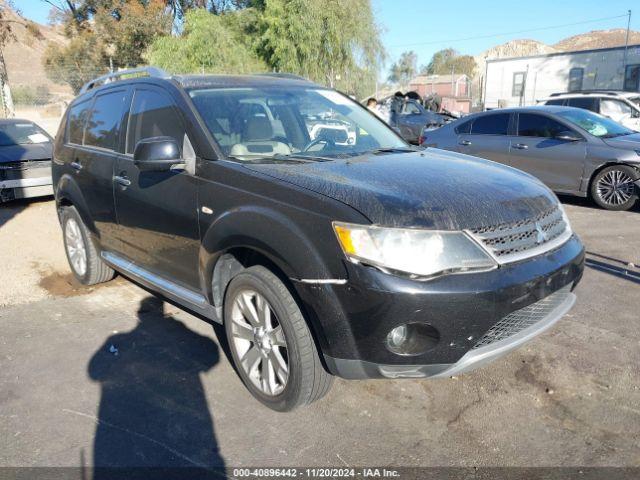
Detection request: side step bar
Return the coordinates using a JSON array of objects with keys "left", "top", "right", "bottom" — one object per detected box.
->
[{"left": 101, "top": 251, "right": 222, "bottom": 324}]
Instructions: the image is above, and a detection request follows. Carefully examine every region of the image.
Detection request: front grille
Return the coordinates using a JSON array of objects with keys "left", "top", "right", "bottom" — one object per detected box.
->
[
  {"left": 468, "top": 206, "right": 569, "bottom": 263},
  {"left": 473, "top": 285, "right": 572, "bottom": 349}
]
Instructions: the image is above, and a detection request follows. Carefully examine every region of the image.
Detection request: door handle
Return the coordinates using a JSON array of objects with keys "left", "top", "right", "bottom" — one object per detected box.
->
[
  {"left": 70, "top": 161, "right": 82, "bottom": 171},
  {"left": 512, "top": 143, "right": 529, "bottom": 150},
  {"left": 458, "top": 140, "right": 472, "bottom": 146},
  {"left": 113, "top": 175, "right": 131, "bottom": 187}
]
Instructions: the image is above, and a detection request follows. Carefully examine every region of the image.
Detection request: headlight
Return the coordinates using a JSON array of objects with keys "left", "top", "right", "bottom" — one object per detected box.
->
[{"left": 333, "top": 222, "right": 497, "bottom": 279}]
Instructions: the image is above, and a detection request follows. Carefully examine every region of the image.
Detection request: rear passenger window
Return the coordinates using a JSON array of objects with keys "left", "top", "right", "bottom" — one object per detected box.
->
[
  {"left": 470, "top": 113, "right": 510, "bottom": 135},
  {"left": 67, "top": 100, "right": 91, "bottom": 145},
  {"left": 567, "top": 97, "right": 598, "bottom": 112},
  {"left": 127, "top": 89, "right": 185, "bottom": 154},
  {"left": 84, "top": 90, "right": 127, "bottom": 151},
  {"left": 517, "top": 113, "right": 567, "bottom": 138},
  {"left": 545, "top": 99, "right": 565, "bottom": 106}
]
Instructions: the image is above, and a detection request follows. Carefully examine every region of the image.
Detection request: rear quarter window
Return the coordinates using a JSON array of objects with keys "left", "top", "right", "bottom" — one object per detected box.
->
[{"left": 454, "top": 119, "right": 472, "bottom": 134}]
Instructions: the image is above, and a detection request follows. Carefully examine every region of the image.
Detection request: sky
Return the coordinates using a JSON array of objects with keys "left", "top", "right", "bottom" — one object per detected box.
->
[{"left": 16, "top": 0, "right": 640, "bottom": 75}]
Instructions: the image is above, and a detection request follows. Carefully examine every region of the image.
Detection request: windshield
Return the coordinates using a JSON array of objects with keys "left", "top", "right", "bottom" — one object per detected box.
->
[
  {"left": 188, "top": 87, "right": 408, "bottom": 162},
  {"left": 556, "top": 109, "right": 634, "bottom": 138},
  {"left": 0, "top": 122, "right": 50, "bottom": 147}
]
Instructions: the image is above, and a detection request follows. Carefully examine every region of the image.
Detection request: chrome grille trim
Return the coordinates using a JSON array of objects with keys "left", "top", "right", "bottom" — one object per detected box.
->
[
  {"left": 473, "top": 285, "right": 573, "bottom": 349},
  {"left": 466, "top": 206, "right": 572, "bottom": 264}
]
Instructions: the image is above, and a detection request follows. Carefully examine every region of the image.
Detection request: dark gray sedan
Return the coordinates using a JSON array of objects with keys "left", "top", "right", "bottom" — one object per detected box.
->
[
  {"left": 421, "top": 106, "right": 640, "bottom": 210},
  {"left": 0, "top": 119, "right": 53, "bottom": 202}
]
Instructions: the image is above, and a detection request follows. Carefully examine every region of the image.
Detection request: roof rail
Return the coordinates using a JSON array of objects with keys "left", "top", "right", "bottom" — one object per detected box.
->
[
  {"left": 79, "top": 67, "right": 170, "bottom": 94},
  {"left": 258, "top": 72, "right": 310, "bottom": 81}
]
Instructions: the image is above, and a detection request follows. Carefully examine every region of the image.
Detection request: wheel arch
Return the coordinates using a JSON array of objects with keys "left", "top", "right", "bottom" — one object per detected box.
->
[
  {"left": 586, "top": 161, "right": 640, "bottom": 196},
  {"left": 54, "top": 174, "right": 97, "bottom": 234}
]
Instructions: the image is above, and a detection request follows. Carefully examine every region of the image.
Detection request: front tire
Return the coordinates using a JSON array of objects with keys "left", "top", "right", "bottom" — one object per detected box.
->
[
  {"left": 591, "top": 165, "right": 638, "bottom": 211},
  {"left": 223, "top": 266, "right": 333, "bottom": 411},
  {"left": 60, "top": 206, "right": 115, "bottom": 285}
]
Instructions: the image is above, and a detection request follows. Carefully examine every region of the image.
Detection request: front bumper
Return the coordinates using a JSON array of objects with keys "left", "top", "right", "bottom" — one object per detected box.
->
[
  {"left": 0, "top": 165, "right": 53, "bottom": 202},
  {"left": 294, "top": 234, "right": 584, "bottom": 379}
]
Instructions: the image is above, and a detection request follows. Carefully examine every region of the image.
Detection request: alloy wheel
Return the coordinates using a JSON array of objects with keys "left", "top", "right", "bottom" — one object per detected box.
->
[
  {"left": 596, "top": 169, "right": 635, "bottom": 207},
  {"left": 230, "top": 289, "right": 289, "bottom": 396},
  {"left": 65, "top": 218, "right": 87, "bottom": 277}
]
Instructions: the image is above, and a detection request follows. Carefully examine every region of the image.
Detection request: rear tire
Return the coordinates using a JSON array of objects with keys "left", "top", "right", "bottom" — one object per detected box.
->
[
  {"left": 60, "top": 206, "right": 115, "bottom": 285},
  {"left": 223, "top": 265, "right": 333, "bottom": 411},
  {"left": 590, "top": 165, "right": 638, "bottom": 211}
]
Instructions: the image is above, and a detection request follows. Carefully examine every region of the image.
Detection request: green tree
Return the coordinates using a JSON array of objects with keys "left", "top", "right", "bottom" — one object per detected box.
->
[
  {"left": 43, "top": 0, "right": 172, "bottom": 93},
  {"left": 257, "top": 0, "right": 384, "bottom": 97},
  {"left": 387, "top": 50, "right": 417, "bottom": 85},
  {"left": 422, "top": 48, "right": 476, "bottom": 78},
  {"left": 147, "top": 8, "right": 267, "bottom": 74}
]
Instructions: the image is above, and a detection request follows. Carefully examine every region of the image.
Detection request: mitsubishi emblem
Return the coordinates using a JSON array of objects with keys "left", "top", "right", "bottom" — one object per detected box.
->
[{"left": 535, "top": 222, "right": 548, "bottom": 244}]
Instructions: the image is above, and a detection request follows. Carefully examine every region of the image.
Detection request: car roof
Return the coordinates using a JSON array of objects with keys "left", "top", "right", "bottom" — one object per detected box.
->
[
  {"left": 464, "top": 105, "right": 578, "bottom": 118},
  {"left": 544, "top": 91, "right": 640, "bottom": 100},
  {"left": 0, "top": 118, "right": 41, "bottom": 125}
]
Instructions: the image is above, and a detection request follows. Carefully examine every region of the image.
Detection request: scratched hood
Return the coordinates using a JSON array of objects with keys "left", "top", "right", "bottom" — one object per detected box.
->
[
  {"left": 0, "top": 143, "right": 52, "bottom": 163},
  {"left": 245, "top": 149, "right": 559, "bottom": 230}
]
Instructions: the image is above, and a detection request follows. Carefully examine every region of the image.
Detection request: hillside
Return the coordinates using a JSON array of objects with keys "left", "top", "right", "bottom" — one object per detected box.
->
[
  {"left": 2, "top": 1, "right": 72, "bottom": 99},
  {"left": 553, "top": 28, "right": 640, "bottom": 52}
]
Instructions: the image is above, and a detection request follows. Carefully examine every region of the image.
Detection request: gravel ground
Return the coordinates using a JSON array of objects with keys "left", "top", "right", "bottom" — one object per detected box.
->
[{"left": 0, "top": 196, "right": 639, "bottom": 471}]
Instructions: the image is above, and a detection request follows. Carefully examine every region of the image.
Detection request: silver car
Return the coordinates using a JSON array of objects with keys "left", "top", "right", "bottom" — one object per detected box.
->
[{"left": 421, "top": 106, "right": 640, "bottom": 211}]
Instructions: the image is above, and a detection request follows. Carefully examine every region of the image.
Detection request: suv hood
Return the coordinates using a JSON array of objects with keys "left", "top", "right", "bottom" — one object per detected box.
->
[
  {"left": 601, "top": 133, "right": 640, "bottom": 150},
  {"left": 245, "top": 149, "right": 559, "bottom": 230},
  {"left": 0, "top": 143, "right": 52, "bottom": 163}
]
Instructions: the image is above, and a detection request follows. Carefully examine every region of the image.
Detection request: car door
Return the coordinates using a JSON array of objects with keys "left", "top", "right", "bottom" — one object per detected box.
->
[
  {"left": 600, "top": 98, "right": 640, "bottom": 132},
  {"left": 113, "top": 85, "right": 200, "bottom": 289},
  {"left": 508, "top": 112, "right": 586, "bottom": 193},
  {"left": 66, "top": 89, "right": 130, "bottom": 251},
  {"left": 456, "top": 112, "right": 513, "bottom": 165}
]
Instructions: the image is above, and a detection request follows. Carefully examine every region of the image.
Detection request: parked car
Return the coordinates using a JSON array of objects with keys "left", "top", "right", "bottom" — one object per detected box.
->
[
  {"left": 421, "top": 106, "right": 640, "bottom": 211},
  {"left": 53, "top": 68, "right": 584, "bottom": 411},
  {"left": 541, "top": 91, "right": 640, "bottom": 131},
  {"left": 0, "top": 119, "right": 53, "bottom": 202}
]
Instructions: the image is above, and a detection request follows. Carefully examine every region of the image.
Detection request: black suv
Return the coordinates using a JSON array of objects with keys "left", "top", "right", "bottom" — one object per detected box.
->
[{"left": 53, "top": 68, "right": 585, "bottom": 411}]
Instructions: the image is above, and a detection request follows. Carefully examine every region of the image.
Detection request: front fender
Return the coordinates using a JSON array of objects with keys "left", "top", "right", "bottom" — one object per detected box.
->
[{"left": 199, "top": 205, "right": 347, "bottom": 302}]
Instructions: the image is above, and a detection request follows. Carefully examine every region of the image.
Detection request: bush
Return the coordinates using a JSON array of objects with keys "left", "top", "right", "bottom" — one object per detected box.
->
[{"left": 11, "top": 85, "right": 51, "bottom": 106}]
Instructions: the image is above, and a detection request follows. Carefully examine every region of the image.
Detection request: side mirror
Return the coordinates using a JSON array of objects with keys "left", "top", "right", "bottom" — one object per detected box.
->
[
  {"left": 133, "top": 136, "right": 181, "bottom": 172},
  {"left": 555, "top": 131, "right": 582, "bottom": 142}
]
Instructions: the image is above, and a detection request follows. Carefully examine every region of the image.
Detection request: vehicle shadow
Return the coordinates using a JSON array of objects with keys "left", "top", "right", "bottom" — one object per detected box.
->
[
  {"left": 0, "top": 196, "right": 52, "bottom": 228},
  {"left": 585, "top": 251, "right": 640, "bottom": 286},
  {"left": 557, "top": 194, "right": 640, "bottom": 213},
  {"left": 87, "top": 296, "right": 226, "bottom": 479}
]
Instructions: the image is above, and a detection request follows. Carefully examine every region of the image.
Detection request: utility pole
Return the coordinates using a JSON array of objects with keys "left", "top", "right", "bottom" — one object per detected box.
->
[{"left": 622, "top": 10, "right": 632, "bottom": 72}]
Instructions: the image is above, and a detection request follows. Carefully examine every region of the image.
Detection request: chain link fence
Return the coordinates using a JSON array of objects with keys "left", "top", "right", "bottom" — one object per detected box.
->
[{"left": 3, "top": 63, "right": 113, "bottom": 136}]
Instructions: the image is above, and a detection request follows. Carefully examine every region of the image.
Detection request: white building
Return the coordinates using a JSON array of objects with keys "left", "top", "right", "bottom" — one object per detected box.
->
[{"left": 482, "top": 44, "right": 640, "bottom": 109}]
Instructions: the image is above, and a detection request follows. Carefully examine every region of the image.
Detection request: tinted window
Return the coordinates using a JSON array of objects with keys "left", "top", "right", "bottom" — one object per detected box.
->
[
  {"left": 567, "top": 97, "right": 598, "bottom": 112},
  {"left": 455, "top": 120, "right": 472, "bottom": 134},
  {"left": 84, "top": 90, "right": 127, "bottom": 151},
  {"left": 517, "top": 114, "right": 567, "bottom": 138},
  {"left": 67, "top": 100, "right": 91, "bottom": 145},
  {"left": 545, "top": 99, "right": 565, "bottom": 106},
  {"left": 127, "top": 89, "right": 185, "bottom": 154},
  {"left": 471, "top": 113, "right": 510, "bottom": 135}
]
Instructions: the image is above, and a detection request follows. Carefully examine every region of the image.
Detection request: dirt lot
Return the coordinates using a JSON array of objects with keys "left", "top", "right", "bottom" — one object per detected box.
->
[{"left": 1, "top": 196, "right": 639, "bottom": 472}]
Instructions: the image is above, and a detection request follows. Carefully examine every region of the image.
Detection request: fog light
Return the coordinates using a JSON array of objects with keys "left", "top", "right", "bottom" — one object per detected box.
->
[{"left": 386, "top": 322, "right": 440, "bottom": 356}]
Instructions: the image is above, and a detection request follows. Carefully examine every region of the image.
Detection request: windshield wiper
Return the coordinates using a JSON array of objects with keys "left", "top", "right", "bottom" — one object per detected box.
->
[
  {"left": 368, "top": 147, "right": 421, "bottom": 154},
  {"left": 227, "top": 153, "right": 333, "bottom": 163}
]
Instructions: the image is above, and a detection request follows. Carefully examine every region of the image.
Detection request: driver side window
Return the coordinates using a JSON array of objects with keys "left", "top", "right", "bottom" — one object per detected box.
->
[
  {"left": 517, "top": 113, "right": 568, "bottom": 138},
  {"left": 127, "top": 89, "right": 186, "bottom": 154}
]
